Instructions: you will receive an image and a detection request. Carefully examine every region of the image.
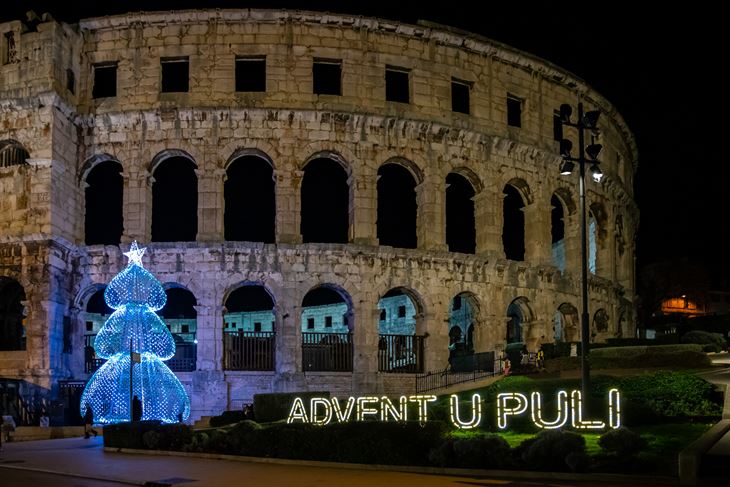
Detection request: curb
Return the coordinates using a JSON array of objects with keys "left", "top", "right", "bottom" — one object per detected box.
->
[
  {"left": 679, "top": 419, "right": 730, "bottom": 486},
  {"left": 105, "top": 446, "right": 679, "bottom": 484},
  {"left": 0, "top": 463, "right": 143, "bottom": 486}
]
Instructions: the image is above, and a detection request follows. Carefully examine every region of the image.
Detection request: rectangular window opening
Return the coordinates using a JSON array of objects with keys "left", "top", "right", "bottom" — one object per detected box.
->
[
  {"left": 386, "top": 66, "right": 410, "bottom": 103},
  {"left": 307, "top": 317, "right": 315, "bottom": 329},
  {"left": 161, "top": 57, "right": 189, "bottom": 93},
  {"left": 507, "top": 94, "right": 522, "bottom": 127},
  {"left": 235, "top": 55, "right": 266, "bottom": 92},
  {"left": 380, "top": 309, "right": 387, "bottom": 321},
  {"left": 397, "top": 306, "right": 406, "bottom": 318},
  {"left": 325, "top": 316, "right": 333, "bottom": 327},
  {"left": 451, "top": 78, "right": 471, "bottom": 114},
  {"left": 254, "top": 322, "right": 262, "bottom": 332},
  {"left": 86, "top": 321, "right": 94, "bottom": 332},
  {"left": 181, "top": 324, "right": 189, "bottom": 333},
  {"left": 3, "top": 31, "right": 16, "bottom": 65},
  {"left": 92, "top": 63, "right": 117, "bottom": 99},
  {"left": 66, "top": 68, "right": 75, "bottom": 95},
  {"left": 313, "top": 58, "right": 342, "bottom": 96}
]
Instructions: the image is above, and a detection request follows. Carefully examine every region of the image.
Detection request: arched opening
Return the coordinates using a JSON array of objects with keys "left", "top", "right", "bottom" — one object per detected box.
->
[
  {"left": 503, "top": 184, "right": 525, "bottom": 261},
  {"left": 377, "top": 288, "right": 424, "bottom": 373},
  {"left": 224, "top": 155, "right": 275, "bottom": 243},
  {"left": 0, "top": 278, "right": 26, "bottom": 351},
  {"left": 301, "top": 285, "right": 353, "bottom": 371},
  {"left": 377, "top": 164, "right": 417, "bottom": 249},
  {"left": 81, "top": 286, "right": 113, "bottom": 373},
  {"left": 446, "top": 173, "right": 476, "bottom": 254},
  {"left": 159, "top": 287, "right": 197, "bottom": 371},
  {"left": 223, "top": 284, "right": 276, "bottom": 371},
  {"left": 588, "top": 210, "right": 597, "bottom": 274},
  {"left": 0, "top": 140, "right": 29, "bottom": 168},
  {"left": 551, "top": 194, "right": 566, "bottom": 271},
  {"left": 506, "top": 297, "right": 533, "bottom": 345},
  {"left": 448, "top": 293, "right": 479, "bottom": 367},
  {"left": 301, "top": 158, "right": 349, "bottom": 243},
  {"left": 554, "top": 303, "right": 578, "bottom": 343},
  {"left": 592, "top": 308, "right": 609, "bottom": 340},
  {"left": 151, "top": 155, "right": 198, "bottom": 242},
  {"left": 85, "top": 160, "right": 123, "bottom": 245}
]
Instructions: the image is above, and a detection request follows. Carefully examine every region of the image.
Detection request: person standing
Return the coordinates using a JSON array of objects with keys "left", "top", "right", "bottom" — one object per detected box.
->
[
  {"left": 132, "top": 395, "right": 142, "bottom": 422},
  {"left": 84, "top": 404, "right": 98, "bottom": 439}
]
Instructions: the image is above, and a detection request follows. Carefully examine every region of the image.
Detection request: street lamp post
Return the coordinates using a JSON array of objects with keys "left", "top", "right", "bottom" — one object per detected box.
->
[{"left": 558, "top": 102, "right": 603, "bottom": 405}]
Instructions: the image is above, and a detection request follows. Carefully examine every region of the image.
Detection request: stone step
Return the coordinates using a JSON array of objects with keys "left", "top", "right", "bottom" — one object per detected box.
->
[{"left": 192, "top": 415, "right": 212, "bottom": 429}]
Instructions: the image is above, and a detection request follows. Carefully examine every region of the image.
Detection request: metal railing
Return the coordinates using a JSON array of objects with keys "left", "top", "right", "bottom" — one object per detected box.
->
[
  {"left": 377, "top": 334, "right": 425, "bottom": 373},
  {"left": 302, "top": 332, "right": 352, "bottom": 372},
  {"left": 415, "top": 352, "right": 499, "bottom": 393},
  {"left": 224, "top": 331, "right": 275, "bottom": 371},
  {"left": 85, "top": 334, "right": 198, "bottom": 373}
]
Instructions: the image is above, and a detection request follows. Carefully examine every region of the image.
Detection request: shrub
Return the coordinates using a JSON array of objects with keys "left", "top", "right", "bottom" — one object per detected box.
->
[
  {"left": 681, "top": 330, "right": 727, "bottom": 353},
  {"left": 517, "top": 430, "right": 586, "bottom": 471},
  {"left": 430, "top": 434, "right": 512, "bottom": 469},
  {"left": 104, "top": 420, "right": 163, "bottom": 449},
  {"left": 253, "top": 391, "right": 330, "bottom": 423},
  {"left": 598, "top": 427, "right": 647, "bottom": 457}
]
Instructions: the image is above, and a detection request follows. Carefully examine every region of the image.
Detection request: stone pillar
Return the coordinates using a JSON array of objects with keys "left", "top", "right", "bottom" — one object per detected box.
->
[
  {"left": 121, "top": 170, "right": 152, "bottom": 243},
  {"left": 352, "top": 302, "right": 380, "bottom": 393},
  {"left": 194, "top": 304, "right": 224, "bottom": 371},
  {"left": 197, "top": 168, "right": 225, "bottom": 242},
  {"left": 474, "top": 189, "right": 502, "bottom": 255},
  {"left": 416, "top": 174, "right": 447, "bottom": 251},
  {"left": 274, "top": 169, "right": 303, "bottom": 244},
  {"left": 275, "top": 299, "right": 300, "bottom": 375},
  {"left": 524, "top": 201, "right": 551, "bottom": 266},
  {"left": 423, "top": 308, "right": 450, "bottom": 373},
  {"left": 350, "top": 170, "right": 378, "bottom": 246},
  {"left": 564, "top": 212, "right": 581, "bottom": 276}
]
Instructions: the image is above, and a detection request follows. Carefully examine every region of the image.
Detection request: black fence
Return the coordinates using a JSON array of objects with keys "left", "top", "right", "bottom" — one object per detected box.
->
[
  {"left": 377, "top": 334, "right": 425, "bottom": 373},
  {"left": 415, "top": 351, "right": 498, "bottom": 393},
  {"left": 223, "top": 331, "right": 276, "bottom": 371},
  {"left": 85, "top": 334, "right": 198, "bottom": 373},
  {"left": 302, "top": 332, "right": 353, "bottom": 372}
]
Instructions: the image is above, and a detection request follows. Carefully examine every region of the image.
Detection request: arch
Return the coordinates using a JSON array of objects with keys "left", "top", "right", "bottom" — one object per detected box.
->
[
  {"left": 79, "top": 286, "right": 112, "bottom": 336},
  {"left": 449, "top": 292, "right": 481, "bottom": 356},
  {"left": 148, "top": 148, "right": 197, "bottom": 174},
  {"left": 156, "top": 286, "right": 198, "bottom": 371},
  {"left": 74, "top": 283, "right": 107, "bottom": 310},
  {"left": 503, "top": 184, "right": 526, "bottom": 261},
  {"left": 377, "top": 162, "right": 417, "bottom": 249},
  {"left": 78, "top": 153, "right": 122, "bottom": 184},
  {"left": 224, "top": 148, "right": 275, "bottom": 171},
  {"left": 506, "top": 296, "right": 534, "bottom": 344},
  {"left": 551, "top": 193, "right": 567, "bottom": 271},
  {"left": 0, "top": 139, "right": 29, "bottom": 168},
  {"left": 151, "top": 153, "right": 198, "bottom": 242},
  {"left": 504, "top": 178, "right": 533, "bottom": 205},
  {"left": 301, "top": 283, "right": 354, "bottom": 372},
  {"left": 592, "top": 308, "right": 609, "bottom": 335},
  {"left": 223, "top": 282, "right": 276, "bottom": 370},
  {"left": 446, "top": 172, "right": 476, "bottom": 254},
  {"left": 301, "top": 156, "right": 350, "bottom": 244},
  {"left": 553, "top": 186, "right": 577, "bottom": 216},
  {"left": 555, "top": 302, "right": 578, "bottom": 342},
  {"left": 377, "top": 287, "right": 422, "bottom": 335},
  {"left": 449, "top": 166, "right": 483, "bottom": 193},
  {"left": 381, "top": 157, "right": 424, "bottom": 184},
  {"left": 84, "top": 159, "right": 124, "bottom": 245},
  {"left": 224, "top": 153, "right": 276, "bottom": 243},
  {"left": 301, "top": 150, "right": 351, "bottom": 174},
  {"left": 0, "top": 277, "right": 26, "bottom": 351}
]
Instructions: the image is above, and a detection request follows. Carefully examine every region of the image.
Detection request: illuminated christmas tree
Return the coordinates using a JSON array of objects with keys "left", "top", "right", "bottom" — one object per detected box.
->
[{"left": 80, "top": 241, "right": 190, "bottom": 424}]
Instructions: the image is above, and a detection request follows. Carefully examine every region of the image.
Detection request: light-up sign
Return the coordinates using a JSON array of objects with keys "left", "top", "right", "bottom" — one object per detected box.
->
[{"left": 287, "top": 389, "right": 620, "bottom": 430}]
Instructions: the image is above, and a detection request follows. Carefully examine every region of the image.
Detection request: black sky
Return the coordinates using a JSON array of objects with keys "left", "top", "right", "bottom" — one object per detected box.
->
[{"left": 3, "top": 1, "right": 727, "bottom": 285}]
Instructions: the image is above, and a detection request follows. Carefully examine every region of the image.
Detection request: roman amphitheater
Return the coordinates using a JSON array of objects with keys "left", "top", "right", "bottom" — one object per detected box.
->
[{"left": 0, "top": 9, "right": 637, "bottom": 422}]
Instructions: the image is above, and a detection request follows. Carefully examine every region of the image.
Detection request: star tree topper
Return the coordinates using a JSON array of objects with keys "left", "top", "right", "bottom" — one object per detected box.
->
[{"left": 123, "top": 241, "right": 146, "bottom": 266}]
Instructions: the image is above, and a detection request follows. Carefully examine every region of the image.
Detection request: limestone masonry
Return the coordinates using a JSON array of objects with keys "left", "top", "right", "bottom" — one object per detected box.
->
[{"left": 0, "top": 9, "right": 638, "bottom": 422}]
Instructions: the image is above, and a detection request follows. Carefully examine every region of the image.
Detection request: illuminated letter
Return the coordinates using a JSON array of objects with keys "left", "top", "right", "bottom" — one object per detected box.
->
[
  {"left": 531, "top": 391, "right": 569, "bottom": 429},
  {"left": 608, "top": 388, "right": 621, "bottom": 429},
  {"left": 331, "top": 396, "right": 356, "bottom": 422},
  {"left": 409, "top": 395, "right": 437, "bottom": 422},
  {"left": 380, "top": 396, "right": 408, "bottom": 422},
  {"left": 287, "top": 397, "right": 309, "bottom": 424},
  {"left": 357, "top": 396, "right": 380, "bottom": 421},
  {"left": 449, "top": 393, "right": 482, "bottom": 429},
  {"left": 310, "top": 397, "right": 333, "bottom": 425},
  {"left": 496, "top": 393, "right": 528, "bottom": 429},
  {"left": 570, "top": 390, "right": 606, "bottom": 430}
]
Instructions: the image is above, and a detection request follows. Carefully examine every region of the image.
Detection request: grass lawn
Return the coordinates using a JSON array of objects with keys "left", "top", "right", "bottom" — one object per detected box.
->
[{"left": 449, "top": 422, "right": 713, "bottom": 475}]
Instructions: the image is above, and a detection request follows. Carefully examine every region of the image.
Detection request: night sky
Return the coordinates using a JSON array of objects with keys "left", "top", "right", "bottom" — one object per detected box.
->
[{"left": 3, "top": 1, "right": 726, "bottom": 287}]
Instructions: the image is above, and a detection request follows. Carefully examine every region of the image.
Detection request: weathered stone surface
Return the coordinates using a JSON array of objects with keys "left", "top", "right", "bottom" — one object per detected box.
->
[{"left": 0, "top": 9, "right": 637, "bottom": 422}]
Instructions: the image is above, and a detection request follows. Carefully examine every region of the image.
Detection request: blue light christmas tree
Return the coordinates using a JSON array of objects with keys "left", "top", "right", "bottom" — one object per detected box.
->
[{"left": 80, "top": 242, "right": 190, "bottom": 424}]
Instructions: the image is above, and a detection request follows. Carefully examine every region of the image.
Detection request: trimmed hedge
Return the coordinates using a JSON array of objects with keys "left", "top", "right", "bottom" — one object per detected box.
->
[
  {"left": 430, "top": 434, "right": 512, "bottom": 469},
  {"left": 209, "top": 410, "right": 249, "bottom": 427},
  {"left": 546, "top": 344, "right": 710, "bottom": 371},
  {"left": 253, "top": 391, "right": 330, "bottom": 423},
  {"left": 681, "top": 330, "right": 727, "bottom": 353},
  {"left": 515, "top": 430, "right": 587, "bottom": 472}
]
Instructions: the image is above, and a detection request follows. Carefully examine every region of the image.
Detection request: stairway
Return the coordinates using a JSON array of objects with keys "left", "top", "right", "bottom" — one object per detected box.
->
[{"left": 191, "top": 415, "right": 212, "bottom": 429}]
